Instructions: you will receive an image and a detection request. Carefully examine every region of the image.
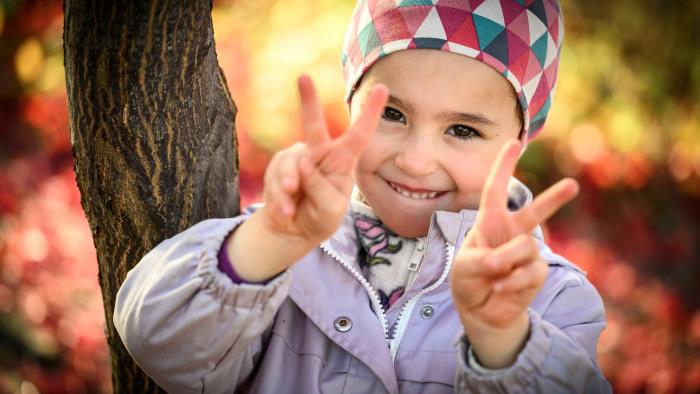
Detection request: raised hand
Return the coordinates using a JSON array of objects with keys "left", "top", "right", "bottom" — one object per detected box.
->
[
  {"left": 226, "top": 75, "right": 388, "bottom": 283},
  {"left": 449, "top": 140, "right": 579, "bottom": 367},
  {"left": 260, "top": 74, "right": 389, "bottom": 244}
]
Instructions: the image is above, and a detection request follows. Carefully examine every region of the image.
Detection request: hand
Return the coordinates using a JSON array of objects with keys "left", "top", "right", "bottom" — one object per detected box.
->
[
  {"left": 260, "top": 74, "right": 389, "bottom": 244},
  {"left": 449, "top": 140, "right": 579, "bottom": 367}
]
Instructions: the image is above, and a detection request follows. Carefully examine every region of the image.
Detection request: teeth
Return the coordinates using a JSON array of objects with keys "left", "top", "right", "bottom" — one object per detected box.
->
[{"left": 389, "top": 182, "right": 439, "bottom": 200}]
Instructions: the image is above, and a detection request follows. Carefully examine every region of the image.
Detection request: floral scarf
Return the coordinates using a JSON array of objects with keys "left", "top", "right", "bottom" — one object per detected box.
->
[{"left": 350, "top": 190, "right": 427, "bottom": 312}]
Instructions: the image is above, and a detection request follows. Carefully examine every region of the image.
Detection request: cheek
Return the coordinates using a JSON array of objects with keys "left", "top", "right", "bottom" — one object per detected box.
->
[
  {"left": 352, "top": 149, "right": 377, "bottom": 189},
  {"left": 355, "top": 137, "right": 388, "bottom": 173},
  {"left": 444, "top": 150, "right": 495, "bottom": 198}
]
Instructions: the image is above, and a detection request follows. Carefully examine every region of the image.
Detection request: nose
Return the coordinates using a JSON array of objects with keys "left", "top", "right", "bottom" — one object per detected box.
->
[{"left": 394, "top": 130, "right": 438, "bottom": 176}]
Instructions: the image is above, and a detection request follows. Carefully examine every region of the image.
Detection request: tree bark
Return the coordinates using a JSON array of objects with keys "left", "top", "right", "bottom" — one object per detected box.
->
[{"left": 63, "top": 1, "right": 239, "bottom": 392}]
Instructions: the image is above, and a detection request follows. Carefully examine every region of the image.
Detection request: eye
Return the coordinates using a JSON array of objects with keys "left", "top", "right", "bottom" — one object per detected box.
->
[
  {"left": 382, "top": 106, "right": 406, "bottom": 124},
  {"left": 446, "top": 124, "right": 482, "bottom": 141}
]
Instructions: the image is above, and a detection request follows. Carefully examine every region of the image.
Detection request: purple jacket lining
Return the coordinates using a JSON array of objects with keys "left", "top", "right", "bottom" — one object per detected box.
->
[{"left": 217, "top": 232, "right": 272, "bottom": 285}]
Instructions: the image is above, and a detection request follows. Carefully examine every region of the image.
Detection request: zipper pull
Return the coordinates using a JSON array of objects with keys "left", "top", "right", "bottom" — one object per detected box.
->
[{"left": 408, "top": 240, "right": 425, "bottom": 272}]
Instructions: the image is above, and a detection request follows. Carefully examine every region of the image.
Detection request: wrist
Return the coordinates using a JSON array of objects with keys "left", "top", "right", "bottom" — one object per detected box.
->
[
  {"left": 461, "top": 311, "right": 530, "bottom": 369},
  {"left": 226, "top": 210, "right": 317, "bottom": 282}
]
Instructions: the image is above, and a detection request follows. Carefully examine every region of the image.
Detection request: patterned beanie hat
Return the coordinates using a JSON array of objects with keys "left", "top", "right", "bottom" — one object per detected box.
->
[{"left": 341, "top": 0, "right": 564, "bottom": 141}]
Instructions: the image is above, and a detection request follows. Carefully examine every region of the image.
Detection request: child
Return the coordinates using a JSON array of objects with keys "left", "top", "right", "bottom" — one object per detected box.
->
[{"left": 114, "top": 0, "right": 611, "bottom": 392}]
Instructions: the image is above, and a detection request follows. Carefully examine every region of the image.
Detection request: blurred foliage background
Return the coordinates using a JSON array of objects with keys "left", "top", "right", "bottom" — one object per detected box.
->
[{"left": 0, "top": 0, "right": 698, "bottom": 392}]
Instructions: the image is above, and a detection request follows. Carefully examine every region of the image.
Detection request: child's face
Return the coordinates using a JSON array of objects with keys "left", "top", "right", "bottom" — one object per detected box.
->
[{"left": 350, "top": 49, "right": 522, "bottom": 238}]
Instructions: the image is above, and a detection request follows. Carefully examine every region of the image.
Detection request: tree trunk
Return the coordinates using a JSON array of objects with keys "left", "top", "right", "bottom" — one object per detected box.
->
[{"left": 63, "top": 1, "right": 239, "bottom": 392}]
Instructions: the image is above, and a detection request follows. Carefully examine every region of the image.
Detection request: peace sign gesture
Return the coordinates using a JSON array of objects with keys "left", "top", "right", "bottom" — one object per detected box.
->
[
  {"left": 471, "top": 140, "right": 579, "bottom": 249},
  {"left": 449, "top": 140, "right": 579, "bottom": 367},
  {"left": 260, "top": 74, "right": 389, "bottom": 244}
]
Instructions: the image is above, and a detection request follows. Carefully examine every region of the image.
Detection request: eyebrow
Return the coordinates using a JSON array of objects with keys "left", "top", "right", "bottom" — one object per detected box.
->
[{"left": 387, "top": 94, "right": 497, "bottom": 127}]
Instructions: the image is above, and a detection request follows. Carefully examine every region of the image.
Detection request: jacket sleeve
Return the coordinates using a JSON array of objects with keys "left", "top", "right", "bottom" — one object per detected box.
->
[
  {"left": 113, "top": 211, "right": 293, "bottom": 393},
  {"left": 454, "top": 252, "right": 612, "bottom": 393}
]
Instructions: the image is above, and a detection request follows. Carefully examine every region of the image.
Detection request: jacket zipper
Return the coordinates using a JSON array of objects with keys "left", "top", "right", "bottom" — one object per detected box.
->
[
  {"left": 320, "top": 242, "right": 389, "bottom": 339},
  {"left": 388, "top": 240, "right": 456, "bottom": 361},
  {"left": 320, "top": 239, "right": 456, "bottom": 361}
]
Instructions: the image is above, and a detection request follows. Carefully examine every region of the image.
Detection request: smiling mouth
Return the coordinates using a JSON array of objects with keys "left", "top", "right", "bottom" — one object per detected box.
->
[{"left": 387, "top": 181, "right": 446, "bottom": 200}]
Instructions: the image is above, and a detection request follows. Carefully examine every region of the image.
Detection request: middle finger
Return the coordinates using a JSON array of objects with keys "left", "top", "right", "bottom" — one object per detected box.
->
[
  {"left": 341, "top": 84, "right": 389, "bottom": 156},
  {"left": 480, "top": 140, "right": 521, "bottom": 212}
]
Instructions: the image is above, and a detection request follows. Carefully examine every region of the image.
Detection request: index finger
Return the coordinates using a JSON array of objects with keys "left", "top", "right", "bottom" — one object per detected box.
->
[
  {"left": 339, "top": 84, "right": 389, "bottom": 156},
  {"left": 298, "top": 74, "right": 330, "bottom": 147},
  {"left": 480, "top": 140, "right": 521, "bottom": 211}
]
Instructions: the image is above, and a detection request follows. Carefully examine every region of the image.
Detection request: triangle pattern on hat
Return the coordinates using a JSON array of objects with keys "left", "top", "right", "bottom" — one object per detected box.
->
[
  {"left": 529, "top": 75, "right": 550, "bottom": 115},
  {"left": 521, "top": 71, "right": 541, "bottom": 103},
  {"left": 523, "top": 50, "right": 543, "bottom": 84},
  {"left": 531, "top": 96, "right": 551, "bottom": 123},
  {"left": 414, "top": 37, "right": 448, "bottom": 49},
  {"left": 399, "top": 5, "right": 433, "bottom": 36},
  {"left": 473, "top": 0, "right": 505, "bottom": 27},
  {"left": 435, "top": 5, "right": 471, "bottom": 38},
  {"left": 358, "top": 23, "right": 382, "bottom": 57},
  {"left": 480, "top": 51, "right": 507, "bottom": 73},
  {"left": 368, "top": 0, "right": 393, "bottom": 15},
  {"left": 507, "top": 9, "right": 531, "bottom": 45},
  {"left": 544, "top": 31, "right": 558, "bottom": 67},
  {"left": 469, "top": 0, "right": 488, "bottom": 10},
  {"left": 436, "top": 0, "right": 473, "bottom": 11},
  {"left": 547, "top": 14, "right": 559, "bottom": 44},
  {"left": 544, "top": 0, "right": 560, "bottom": 36},
  {"left": 531, "top": 32, "right": 548, "bottom": 68},
  {"left": 415, "top": 7, "right": 447, "bottom": 39},
  {"left": 558, "top": 15, "right": 564, "bottom": 47},
  {"left": 526, "top": 9, "right": 548, "bottom": 45},
  {"left": 528, "top": 0, "right": 548, "bottom": 27},
  {"left": 358, "top": 2, "right": 374, "bottom": 31},
  {"left": 375, "top": 8, "right": 412, "bottom": 43},
  {"left": 543, "top": 61, "right": 558, "bottom": 89},
  {"left": 483, "top": 30, "right": 508, "bottom": 66},
  {"left": 367, "top": 46, "right": 384, "bottom": 63},
  {"left": 506, "top": 29, "right": 530, "bottom": 67},
  {"left": 473, "top": 13, "right": 504, "bottom": 50},
  {"left": 509, "top": 50, "right": 530, "bottom": 83},
  {"left": 502, "top": 69, "right": 523, "bottom": 93},
  {"left": 447, "top": 41, "right": 480, "bottom": 58},
  {"left": 399, "top": 0, "right": 435, "bottom": 6},
  {"left": 500, "top": 0, "right": 525, "bottom": 25},
  {"left": 448, "top": 16, "right": 480, "bottom": 49},
  {"left": 382, "top": 38, "right": 413, "bottom": 54},
  {"left": 543, "top": 0, "right": 559, "bottom": 21}
]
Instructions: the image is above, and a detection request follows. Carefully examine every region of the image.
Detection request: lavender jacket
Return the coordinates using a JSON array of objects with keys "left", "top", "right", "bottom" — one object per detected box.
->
[{"left": 114, "top": 186, "right": 611, "bottom": 393}]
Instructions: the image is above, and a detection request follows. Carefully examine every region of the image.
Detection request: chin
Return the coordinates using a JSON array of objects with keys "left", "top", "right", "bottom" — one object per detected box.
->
[{"left": 382, "top": 216, "right": 430, "bottom": 238}]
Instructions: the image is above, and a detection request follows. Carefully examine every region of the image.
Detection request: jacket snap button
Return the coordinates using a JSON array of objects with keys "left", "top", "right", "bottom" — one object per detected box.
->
[
  {"left": 334, "top": 316, "right": 352, "bottom": 332},
  {"left": 420, "top": 305, "right": 434, "bottom": 319}
]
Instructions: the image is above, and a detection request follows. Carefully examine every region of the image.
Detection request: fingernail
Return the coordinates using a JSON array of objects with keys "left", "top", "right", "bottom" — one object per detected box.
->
[{"left": 284, "top": 177, "right": 294, "bottom": 188}]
